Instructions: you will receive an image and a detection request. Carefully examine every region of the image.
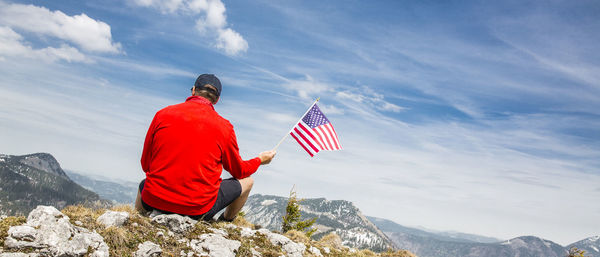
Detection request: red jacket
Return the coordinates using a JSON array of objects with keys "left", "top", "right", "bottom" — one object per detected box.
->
[{"left": 140, "top": 96, "right": 261, "bottom": 215}]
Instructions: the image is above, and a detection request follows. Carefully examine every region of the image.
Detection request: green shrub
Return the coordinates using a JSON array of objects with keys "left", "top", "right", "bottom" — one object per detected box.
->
[{"left": 281, "top": 186, "right": 317, "bottom": 238}]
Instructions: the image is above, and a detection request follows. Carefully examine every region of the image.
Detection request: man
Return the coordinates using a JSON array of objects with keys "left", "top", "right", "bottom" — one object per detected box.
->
[{"left": 135, "top": 74, "right": 276, "bottom": 221}]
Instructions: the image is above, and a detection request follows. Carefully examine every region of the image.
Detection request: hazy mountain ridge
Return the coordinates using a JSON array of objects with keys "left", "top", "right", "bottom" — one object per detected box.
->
[
  {"left": 65, "top": 170, "right": 138, "bottom": 204},
  {"left": 370, "top": 216, "right": 600, "bottom": 257},
  {"left": 367, "top": 216, "right": 501, "bottom": 244},
  {"left": 242, "top": 194, "right": 395, "bottom": 252},
  {"left": 0, "top": 153, "right": 110, "bottom": 215}
]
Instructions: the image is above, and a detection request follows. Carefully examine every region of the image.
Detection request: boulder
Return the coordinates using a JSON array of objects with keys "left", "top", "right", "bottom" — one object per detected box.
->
[
  {"left": 134, "top": 241, "right": 162, "bottom": 257},
  {"left": 97, "top": 210, "right": 129, "bottom": 228},
  {"left": 151, "top": 214, "right": 197, "bottom": 234},
  {"left": 257, "top": 229, "right": 306, "bottom": 257},
  {"left": 189, "top": 233, "right": 241, "bottom": 257},
  {"left": 4, "top": 206, "right": 109, "bottom": 257}
]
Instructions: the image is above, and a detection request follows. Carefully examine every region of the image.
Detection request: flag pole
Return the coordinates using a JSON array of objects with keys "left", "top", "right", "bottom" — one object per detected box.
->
[{"left": 272, "top": 97, "right": 320, "bottom": 151}]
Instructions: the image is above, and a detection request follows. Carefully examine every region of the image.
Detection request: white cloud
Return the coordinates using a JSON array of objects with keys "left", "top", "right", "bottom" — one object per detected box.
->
[
  {"left": 0, "top": 2, "right": 121, "bottom": 53},
  {"left": 336, "top": 86, "right": 405, "bottom": 113},
  {"left": 132, "top": 0, "right": 248, "bottom": 56},
  {"left": 215, "top": 28, "right": 248, "bottom": 56},
  {"left": 319, "top": 104, "right": 344, "bottom": 115},
  {"left": 265, "top": 112, "right": 297, "bottom": 124},
  {"left": 193, "top": 0, "right": 227, "bottom": 30},
  {"left": 284, "top": 75, "right": 332, "bottom": 100},
  {"left": 0, "top": 26, "right": 88, "bottom": 63}
]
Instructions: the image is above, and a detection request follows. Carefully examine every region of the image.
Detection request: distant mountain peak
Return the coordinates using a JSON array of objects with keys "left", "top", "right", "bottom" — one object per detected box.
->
[
  {"left": 0, "top": 152, "right": 109, "bottom": 215},
  {"left": 16, "top": 152, "right": 68, "bottom": 178}
]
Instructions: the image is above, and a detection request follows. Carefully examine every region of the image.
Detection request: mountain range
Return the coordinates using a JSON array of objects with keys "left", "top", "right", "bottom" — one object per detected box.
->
[
  {"left": 0, "top": 153, "right": 109, "bottom": 215},
  {"left": 2, "top": 152, "right": 598, "bottom": 257},
  {"left": 65, "top": 170, "right": 138, "bottom": 204},
  {"left": 370, "top": 216, "right": 600, "bottom": 257},
  {"left": 243, "top": 194, "right": 599, "bottom": 257}
]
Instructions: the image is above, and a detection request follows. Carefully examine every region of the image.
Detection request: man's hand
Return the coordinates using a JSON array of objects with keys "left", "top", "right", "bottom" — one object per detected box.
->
[{"left": 259, "top": 150, "right": 276, "bottom": 165}]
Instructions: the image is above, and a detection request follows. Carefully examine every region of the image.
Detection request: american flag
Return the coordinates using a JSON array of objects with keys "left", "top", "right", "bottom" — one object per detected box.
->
[{"left": 290, "top": 103, "right": 341, "bottom": 157}]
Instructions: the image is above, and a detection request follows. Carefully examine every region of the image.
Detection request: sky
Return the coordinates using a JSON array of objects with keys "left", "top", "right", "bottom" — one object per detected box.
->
[{"left": 0, "top": 0, "right": 599, "bottom": 246}]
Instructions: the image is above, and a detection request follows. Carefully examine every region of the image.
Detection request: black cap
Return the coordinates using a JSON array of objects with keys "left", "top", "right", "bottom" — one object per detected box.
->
[{"left": 194, "top": 74, "right": 222, "bottom": 96}]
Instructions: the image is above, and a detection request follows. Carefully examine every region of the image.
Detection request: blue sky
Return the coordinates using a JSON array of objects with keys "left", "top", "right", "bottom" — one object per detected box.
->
[{"left": 1, "top": 0, "right": 599, "bottom": 245}]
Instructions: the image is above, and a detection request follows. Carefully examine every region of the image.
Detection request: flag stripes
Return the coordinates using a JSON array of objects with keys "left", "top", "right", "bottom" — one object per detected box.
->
[
  {"left": 288, "top": 102, "right": 341, "bottom": 157},
  {"left": 290, "top": 120, "right": 341, "bottom": 157}
]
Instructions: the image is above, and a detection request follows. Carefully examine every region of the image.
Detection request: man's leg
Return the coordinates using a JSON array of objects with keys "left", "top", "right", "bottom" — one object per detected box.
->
[
  {"left": 134, "top": 188, "right": 147, "bottom": 214},
  {"left": 223, "top": 177, "right": 253, "bottom": 220}
]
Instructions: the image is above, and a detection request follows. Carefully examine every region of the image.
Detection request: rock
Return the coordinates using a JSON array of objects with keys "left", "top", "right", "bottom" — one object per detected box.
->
[
  {"left": 309, "top": 246, "right": 322, "bottom": 257},
  {"left": 224, "top": 223, "right": 237, "bottom": 230},
  {"left": 152, "top": 214, "right": 197, "bottom": 234},
  {"left": 0, "top": 215, "right": 7, "bottom": 222},
  {"left": 135, "top": 241, "right": 162, "bottom": 257},
  {"left": 64, "top": 232, "right": 109, "bottom": 257},
  {"left": 74, "top": 221, "right": 83, "bottom": 226},
  {"left": 0, "top": 253, "right": 37, "bottom": 257},
  {"left": 257, "top": 229, "right": 306, "bottom": 257},
  {"left": 4, "top": 206, "right": 109, "bottom": 257},
  {"left": 240, "top": 227, "right": 256, "bottom": 238},
  {"left": 189, "top": 233, "right": 241, "bottom": 257},
  {"left": 208, "top": 227, "right": 228, "bottom": 237},
  {"left": 323, "top": 247, "right": 330, "bottom": 254},
  {"left": 251, "top": 248, "right": 262, "bottom": 257},
  {"left": 96, "top": 211, "right": 129, "bottom": 228},
  {"left": 7, "top": 226, "right": 37, "bottom": 243},
  {"left": 149, "top": 210, "right": 164, "bottom": 218}
]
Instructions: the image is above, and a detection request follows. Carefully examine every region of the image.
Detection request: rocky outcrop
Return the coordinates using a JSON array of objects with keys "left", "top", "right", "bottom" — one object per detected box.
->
[
  {"left": 0, "top": 205, "right": 416, "bottom": 257},
  {"left": 3, "top": 206, "right": 109, "bottom": 257}
]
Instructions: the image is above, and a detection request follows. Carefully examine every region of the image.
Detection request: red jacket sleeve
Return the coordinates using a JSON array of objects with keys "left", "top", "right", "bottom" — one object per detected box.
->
[
  {"left": 222, "top": 129, "right": 261, "bottom": 179},
  {"left": 141, "top": 114, "right": 158, "bottom": 173}
]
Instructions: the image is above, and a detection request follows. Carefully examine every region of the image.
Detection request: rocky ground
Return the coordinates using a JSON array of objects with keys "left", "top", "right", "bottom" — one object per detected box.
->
[{"left": 0, "top": 205, "right": 416, "bottom": 257}]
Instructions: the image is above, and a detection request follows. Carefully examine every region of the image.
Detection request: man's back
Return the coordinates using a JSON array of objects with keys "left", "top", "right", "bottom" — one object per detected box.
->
[
  {"left": 136, "top": 73, "right": 275, "bottom": 221},
  {"left": 141, "top": 96, "right": 260, "bottom": 215}
]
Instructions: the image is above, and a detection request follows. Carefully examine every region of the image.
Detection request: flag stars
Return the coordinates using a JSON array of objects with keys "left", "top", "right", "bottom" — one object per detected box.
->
[{"left": 303, "top": 105, "right": 329, "bottom": 129}]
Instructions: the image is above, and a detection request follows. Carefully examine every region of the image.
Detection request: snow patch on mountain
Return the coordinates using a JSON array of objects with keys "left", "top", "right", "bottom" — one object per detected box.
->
[{"left": 261, "top": 200, "right": 277, "bottom": 206}]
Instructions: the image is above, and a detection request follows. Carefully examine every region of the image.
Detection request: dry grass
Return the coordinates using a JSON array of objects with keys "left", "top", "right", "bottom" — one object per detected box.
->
[
  {"left": 316, "top": 232, "right": 344, "bottom": 249},
  {"left": 62, "top": 205, "right": 105, "bottom": 231},
  {"left": 0, "top": 216, "right": 26, "bottom": 246},
  {"left": 233, "top": 215, "right": 255, "bottom": 229},
  {"left": 284, "top": 229, "right": 310, "bottom": 244}
]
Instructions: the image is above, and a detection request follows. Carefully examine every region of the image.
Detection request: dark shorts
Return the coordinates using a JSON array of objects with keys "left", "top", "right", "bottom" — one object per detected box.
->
[{"left": 138, "top": 177, "right": 242, "bottom": 221}]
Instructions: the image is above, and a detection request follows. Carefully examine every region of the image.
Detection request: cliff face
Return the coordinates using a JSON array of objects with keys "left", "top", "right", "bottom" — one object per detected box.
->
[
  {"left": 0, "top": 153, "right": 109, "bottom": 216},
  {"left": 0, "top": 205, "right": 417, "bottom": 257}
]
